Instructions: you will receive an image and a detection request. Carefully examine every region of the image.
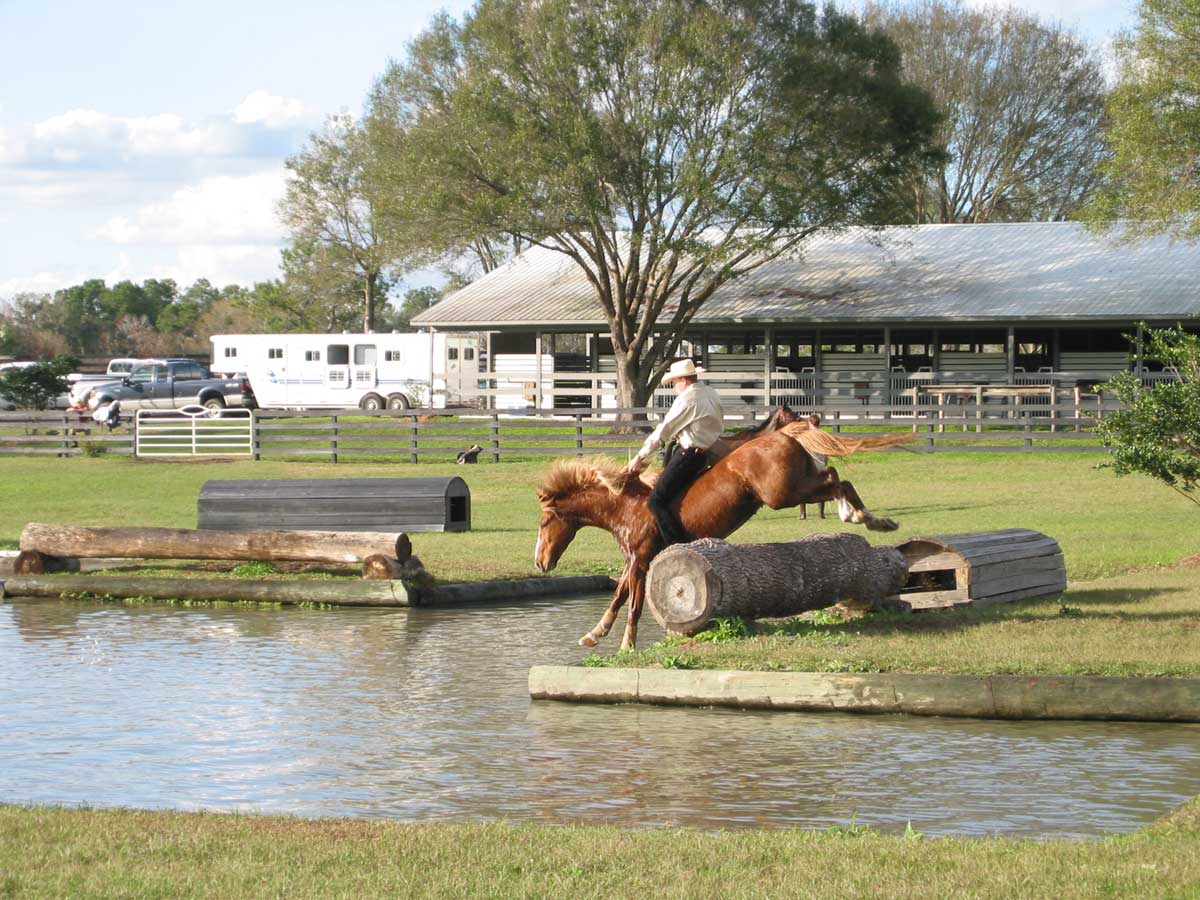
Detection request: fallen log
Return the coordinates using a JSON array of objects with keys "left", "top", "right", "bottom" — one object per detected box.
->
[
  {"left": 18, "top": 523, "right": 412, "bottom": 567},
  {"left": 646, "top": 534, "right": 909, "bottom": 636},
  {"left": 0, "top": 574, "right": 412, "bottom": 606}
]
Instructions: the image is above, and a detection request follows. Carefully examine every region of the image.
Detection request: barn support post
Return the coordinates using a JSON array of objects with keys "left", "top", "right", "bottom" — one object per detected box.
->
[
  {"left": 1006, "top": 327, "right": 1016, "bottom": 382},
  {"left": 813, "top": 328, "right": 824, "bottom": 407},
  {"left": 882, "top": 326, "right": 892, "bottom": 420},
  {"left": 763, "top": 327, "right": 773, "bottom": 408},
  {"left": 589, "top": 332, "right": 600, "bottom": 410},
  {"left": 533, "top": 331, "right": 544, "bottom": 410}
]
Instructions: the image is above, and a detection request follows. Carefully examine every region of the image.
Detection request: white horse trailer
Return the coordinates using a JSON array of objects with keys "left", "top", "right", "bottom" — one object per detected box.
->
[{"left": 211, "top": 333, "right": 481, "bottom": 411}]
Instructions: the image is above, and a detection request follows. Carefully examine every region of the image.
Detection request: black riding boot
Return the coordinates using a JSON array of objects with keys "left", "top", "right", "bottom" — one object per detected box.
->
[{"left": 646, "top": 446, "right": 708, "bottom": 546}]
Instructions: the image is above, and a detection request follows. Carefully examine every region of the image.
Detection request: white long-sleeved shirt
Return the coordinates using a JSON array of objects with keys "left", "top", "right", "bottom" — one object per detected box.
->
[{"left": 632, "top": 381, "right": 724, "bottom": 465}]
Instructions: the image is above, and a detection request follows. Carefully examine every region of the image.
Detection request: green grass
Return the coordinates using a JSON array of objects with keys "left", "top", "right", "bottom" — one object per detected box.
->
[
  {"left": 598, "top": 566, "right": 1200, "bottom": 676},
  {"left": 1, "top": 451, "right": 1196, "bottom": 582},
  {"left": 1, "top": 800, "right": 1198, "bottom": 899}
]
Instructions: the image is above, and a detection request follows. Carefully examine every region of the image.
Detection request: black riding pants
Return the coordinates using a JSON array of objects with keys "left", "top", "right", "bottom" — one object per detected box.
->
[{"left": 646, "top": 445, "right": 709, "bottom": 546}]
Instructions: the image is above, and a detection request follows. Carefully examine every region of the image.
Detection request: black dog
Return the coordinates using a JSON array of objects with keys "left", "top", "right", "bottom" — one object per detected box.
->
[{"left": 456, "top": 444, "right": 482, "bottom": 464}]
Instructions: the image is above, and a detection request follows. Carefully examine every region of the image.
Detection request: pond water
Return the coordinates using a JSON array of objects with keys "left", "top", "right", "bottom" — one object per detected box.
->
[{"left": 2, "top": 596, "right": 1198, "bottom": 838}]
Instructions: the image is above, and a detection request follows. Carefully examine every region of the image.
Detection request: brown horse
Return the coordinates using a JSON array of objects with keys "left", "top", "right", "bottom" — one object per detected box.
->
[{"left": 535, "top": 420, "right": 910, "bottom": 650}]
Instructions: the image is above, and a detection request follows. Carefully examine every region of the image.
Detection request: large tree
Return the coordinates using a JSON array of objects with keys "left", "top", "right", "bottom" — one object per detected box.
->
[
  {"left": 368, "top": 0, "right": 940, "bottom": 411},
  {"left": 1085, "top": 0, "right": 1200, "bottom": 239},
  {"left": 862, "top": 0, "right": 1108, "bottom": 224},
  {"left": 279, "top": 116, "right": 403, "bottom": 332}
]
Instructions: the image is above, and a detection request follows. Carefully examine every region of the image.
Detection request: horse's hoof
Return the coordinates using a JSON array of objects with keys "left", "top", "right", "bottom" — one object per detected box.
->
[
  {"left": 868, "top": 518, "right": 899, "bottom": 532},
  {"left": 578, "top": 633, "right": 598, "bottom": 648}
]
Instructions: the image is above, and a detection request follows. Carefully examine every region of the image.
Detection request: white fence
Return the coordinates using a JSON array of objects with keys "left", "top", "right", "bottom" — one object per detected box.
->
[
  {"left": 135, "top": 406, "right": 254, "bottom": 457},
  {"left": 436, "top": 367, "right": 1180, "bottom": 411}
]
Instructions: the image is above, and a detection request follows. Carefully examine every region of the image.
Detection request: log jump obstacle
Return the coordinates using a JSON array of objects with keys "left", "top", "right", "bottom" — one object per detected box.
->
[
  {"left": 7, "top": 521, "right": 428, "bottom": 606},
  {"left": 646, "top": 534, "right": 909, "bottom": 636},
  {"left": 646, "top": 529, "right": 1066, "bottom": 635},
  {"left": 13, "top": 522, "right": 413, "bottom": 578},
  {"left": 197, "top": 477, "right": 471, "bottom": 533}
]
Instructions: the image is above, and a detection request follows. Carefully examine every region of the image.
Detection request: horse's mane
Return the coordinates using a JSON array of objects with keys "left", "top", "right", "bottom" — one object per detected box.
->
[
  {"left": 781, "top": 421, "right": 914, "bottom": 457},
  {"left": 538, "top": 457, "right": 656, "bottom": 500}
]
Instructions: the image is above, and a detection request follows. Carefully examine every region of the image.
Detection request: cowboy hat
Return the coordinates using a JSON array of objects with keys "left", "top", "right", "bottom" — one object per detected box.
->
[{"left": 661, "top": 358, "right": 706, "bottom": 384}]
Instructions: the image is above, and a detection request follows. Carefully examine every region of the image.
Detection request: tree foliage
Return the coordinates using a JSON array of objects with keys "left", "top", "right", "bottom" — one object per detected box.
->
[
  {"left": 1085, "top": 0, "right": 1200, "bottom": 239},
  {"left": 368, "top": 0, "right": 941, "bottom": 409},
  {"left": 279, "top": 116, "right": 406, "bottom": 332},
  {"left": 1096, "top": 325, "right": 1200, "bottom": 499},
  {"left": 382, "top": 285, "right": 443, "bottom": 332},
  {"left": 0, "top": 356, "right": 79, "bottom": 410},
  {"left": 0, "top": 277, "right": 297, "bottom": 359},
  {"left": 862, "top": 0, "right": 1108, "bottom": 224}
]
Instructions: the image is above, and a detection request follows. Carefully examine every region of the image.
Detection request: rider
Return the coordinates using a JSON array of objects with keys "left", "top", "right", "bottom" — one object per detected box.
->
[{"left": 625, "top": 358, "right": 723, "bottom": 547}]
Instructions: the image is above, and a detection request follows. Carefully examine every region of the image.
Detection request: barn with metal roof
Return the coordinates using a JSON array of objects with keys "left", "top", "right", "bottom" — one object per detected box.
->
[{"left": 413, "top": 222, "right": 1200, "bottom": 408}]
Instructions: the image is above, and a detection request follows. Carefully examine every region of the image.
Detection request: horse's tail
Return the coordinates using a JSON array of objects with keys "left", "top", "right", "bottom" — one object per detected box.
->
[{"left": 781, "top": 421, "right": 915, "bottom": 457}]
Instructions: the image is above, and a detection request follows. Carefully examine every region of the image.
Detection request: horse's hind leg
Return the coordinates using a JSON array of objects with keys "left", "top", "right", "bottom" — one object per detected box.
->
[
  {"left": 825, "top": 468, "right": 898, "bottom": 532},
  {"left": 579, "top": 563, "right": 631, "bottom": 647}
]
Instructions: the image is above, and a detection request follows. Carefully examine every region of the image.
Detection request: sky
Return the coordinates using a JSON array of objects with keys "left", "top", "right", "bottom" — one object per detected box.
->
[{"left": 0, "top": 0, "right": 1137, "bottom": 303}]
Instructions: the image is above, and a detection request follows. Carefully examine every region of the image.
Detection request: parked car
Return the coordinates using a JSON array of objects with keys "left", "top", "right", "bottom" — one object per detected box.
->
[
  {"left": 67, "top": 358, "right": 144, "bottom": 406},
  {"left": 84, "top": 359, "right": 256, "bottom": 414}
]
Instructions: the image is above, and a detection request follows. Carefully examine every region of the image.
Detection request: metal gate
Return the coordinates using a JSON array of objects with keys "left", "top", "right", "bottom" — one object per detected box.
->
[{"left": 135, "top": 406, "right": 253, "bottom": 457}]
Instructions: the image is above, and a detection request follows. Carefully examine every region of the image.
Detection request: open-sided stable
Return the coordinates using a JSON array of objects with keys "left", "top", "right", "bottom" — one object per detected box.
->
[{"left": 198, "top": 477, "right": 471, "bottom": 533}]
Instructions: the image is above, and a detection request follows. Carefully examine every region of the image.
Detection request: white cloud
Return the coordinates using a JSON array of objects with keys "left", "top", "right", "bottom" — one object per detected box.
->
[
  {"left": 167, "top": 244, "right": 282, "bottom": 286},
  {"left": 29, "top": 108, "right": 229, "bottom": 164},
  {"left": 0, "top": 126, "right": 27, "bottom": 165},
  {"left": 233, "top": 90, "right": 305, "bottom": 128},
  {"left": 0, "top": 271, "right": 70, "bottom": 296},
  {"left": 96, "top": 171, "right": 287, "bottom": 245}
]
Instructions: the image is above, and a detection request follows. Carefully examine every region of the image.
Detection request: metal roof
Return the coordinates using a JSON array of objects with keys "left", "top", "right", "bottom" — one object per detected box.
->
[{"left": 412, "top": 222, "right": 1200, "bottom": 330}]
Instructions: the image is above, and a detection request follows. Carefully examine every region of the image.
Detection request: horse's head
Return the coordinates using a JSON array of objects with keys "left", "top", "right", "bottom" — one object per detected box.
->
[
  {"left": 534, "top": 488, "right": 581, "bottom": 573},
  {"left": 533, "top": 458, "right": 644, "bottom": 571}
]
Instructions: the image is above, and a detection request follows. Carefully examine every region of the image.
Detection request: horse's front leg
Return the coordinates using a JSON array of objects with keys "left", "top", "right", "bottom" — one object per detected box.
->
[
  {"left": 579, "top": 561, "right": 632, "bottom": 647},
  {"left": 619, "top": 563, "right": 648, "bottom": 651}
]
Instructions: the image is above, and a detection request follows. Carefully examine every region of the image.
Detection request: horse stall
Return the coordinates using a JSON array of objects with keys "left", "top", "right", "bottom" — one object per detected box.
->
[
  {"left": 197, "top": 477, "right": 471, "bottom": 533},
  {"left": 889, "top": 528, "right": 1066, "bottom": 612}
]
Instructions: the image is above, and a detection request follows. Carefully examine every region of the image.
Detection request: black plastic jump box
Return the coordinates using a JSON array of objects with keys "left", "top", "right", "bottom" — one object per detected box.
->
[{"left": 198, "top": 477, "right": 471, "bottom": 533}]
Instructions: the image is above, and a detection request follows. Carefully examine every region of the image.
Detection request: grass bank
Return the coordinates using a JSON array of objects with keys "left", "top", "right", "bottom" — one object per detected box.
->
[
  {"left": 1, "top": 800, "right": 1198, "bottom": 899},
  {"left": 2, "top": 451, "right": 1198, "bottom": 583},
  {"left": 596, "top": 566, "right": 1200, "bottom": 677}
]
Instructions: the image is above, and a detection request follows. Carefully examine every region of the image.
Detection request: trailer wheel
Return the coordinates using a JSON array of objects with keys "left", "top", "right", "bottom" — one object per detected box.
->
[
  {"left": 386, "top": 393, "right": 410, "bottom": 411},
  {"left": 360, "top": 393, "right": 385, "bottom": 412}
]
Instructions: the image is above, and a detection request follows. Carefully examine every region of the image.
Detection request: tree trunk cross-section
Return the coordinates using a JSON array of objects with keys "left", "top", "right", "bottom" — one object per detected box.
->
[
  {"left": 18, "top": 523, "right": 412, "bottom": 568},
  {"left": 646, "top": 534, "right": 909, "bottom": 635}
]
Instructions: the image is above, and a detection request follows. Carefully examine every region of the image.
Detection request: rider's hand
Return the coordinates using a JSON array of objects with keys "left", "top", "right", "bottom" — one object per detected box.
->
[{"left": 626, "top": 456, "right": 644, "bottom": 475}]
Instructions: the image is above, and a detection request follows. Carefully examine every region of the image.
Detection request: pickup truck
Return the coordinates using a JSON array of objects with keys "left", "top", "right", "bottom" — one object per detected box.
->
[
  {"left": 84, "top": 358, "right": 256, "bottom": 414},
  {"left": 67, "top": 358, "right": 143, "bottom": 406}
]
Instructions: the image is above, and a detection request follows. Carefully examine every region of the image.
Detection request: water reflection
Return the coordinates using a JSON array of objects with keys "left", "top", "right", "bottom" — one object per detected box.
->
[{"left": 1, "top": 597, "right": 1198, "bottom": 837}]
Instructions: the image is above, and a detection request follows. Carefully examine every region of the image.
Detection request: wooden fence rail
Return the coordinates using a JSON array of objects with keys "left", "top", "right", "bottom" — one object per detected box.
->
[{"left": 1, "top": 399, "right": 1125, "bottom": 461}]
